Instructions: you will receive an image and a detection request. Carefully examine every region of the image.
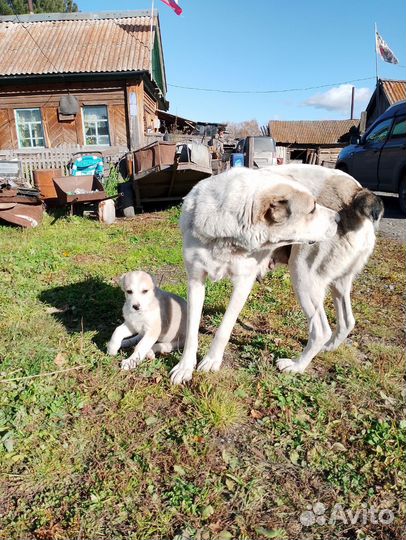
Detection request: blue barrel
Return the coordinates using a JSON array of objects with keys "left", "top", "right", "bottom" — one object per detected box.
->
[{"left": 231, "top": 153, "right": 244, "bottom": 167}]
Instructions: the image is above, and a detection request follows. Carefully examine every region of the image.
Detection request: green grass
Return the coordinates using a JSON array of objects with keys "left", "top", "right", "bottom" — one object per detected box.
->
[{"left": 0, "top": 211, "right": 405, "bottom": 540}]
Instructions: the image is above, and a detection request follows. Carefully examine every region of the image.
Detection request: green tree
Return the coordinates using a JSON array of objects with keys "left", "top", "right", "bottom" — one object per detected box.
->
[{"left": 0, "top": 0, "right": 78, "bottom": 15}]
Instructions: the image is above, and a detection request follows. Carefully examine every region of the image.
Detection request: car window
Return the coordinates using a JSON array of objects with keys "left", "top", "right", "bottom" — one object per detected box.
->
[
  {"left": 364, "top": 118, "right": 393, "bottom": 144},
  {"left": 389, "top": 116, "right": 406, "bottom": 140},
  {"left": 252, "top": 137, "right": 276, "bottom": 153}
]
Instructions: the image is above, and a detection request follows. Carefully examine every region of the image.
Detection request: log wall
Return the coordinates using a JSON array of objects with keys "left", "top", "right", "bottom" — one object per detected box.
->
[{"left": 0, "top": 78, "right": 158, "bottom": 151}]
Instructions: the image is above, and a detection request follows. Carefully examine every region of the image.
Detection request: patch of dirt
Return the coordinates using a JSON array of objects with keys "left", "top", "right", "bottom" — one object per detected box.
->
[
  {"left": 73, "top": 254, "right": 104, "bottom": 265},
  {"left": 377, "top": 194, "right": 405, "bottom": 244},
  {"left": 155, "top": 264, "right": 187, "bottom": 287}
]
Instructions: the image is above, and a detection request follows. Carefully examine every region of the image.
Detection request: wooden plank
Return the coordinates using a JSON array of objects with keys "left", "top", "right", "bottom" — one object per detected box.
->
[
  {"left": 109, "top": 104, "right": 127, "bottom": 147},
  {"left": 6, "top": 109, "right": 17, "bottom": 148},
  {"left": 126, "top": 84, "right": 142, "bottom": 151},
  {"left": 0, "top": 109, "right": 13, "bottom": 149}
]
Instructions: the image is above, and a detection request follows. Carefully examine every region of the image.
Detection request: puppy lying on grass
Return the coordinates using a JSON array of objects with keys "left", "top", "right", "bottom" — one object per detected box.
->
[{"left": 107, "top": 271, "right": 187, "bottom": 370}]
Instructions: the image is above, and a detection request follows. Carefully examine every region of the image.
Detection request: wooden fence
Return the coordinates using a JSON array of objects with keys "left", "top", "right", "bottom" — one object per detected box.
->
[{"left": 0, "top": 145, "right": 128, "bottom": 185}]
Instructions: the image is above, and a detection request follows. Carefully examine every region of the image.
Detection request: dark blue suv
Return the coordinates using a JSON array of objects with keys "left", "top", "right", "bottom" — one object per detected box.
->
[{"left": 336, "top": 100, "right": 406, "bottom": 213}]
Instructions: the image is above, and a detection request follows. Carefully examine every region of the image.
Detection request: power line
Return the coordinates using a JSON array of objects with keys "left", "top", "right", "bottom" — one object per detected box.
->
[
  {"left": 7, "top": 5, "right": 403, "bottom": 96},
  {"left": 168, "top": 77, "right": 377, "bottom": 94}
]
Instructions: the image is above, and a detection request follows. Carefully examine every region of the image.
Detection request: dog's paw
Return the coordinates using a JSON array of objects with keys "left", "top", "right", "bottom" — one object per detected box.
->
[
  {"left": 145, "top": 349, "right": 156, "bottom": 360},
  {"left": 276, "top": 358, "right": 306, "bottom": 374},
  {"left": 121, "top": 355, "right": 142, "bottom": 370},
  {"left": 197, "top": 355, "right": 222, "bottom": 373},
  {"left": 170, "top": 361, "right": 194, "bottom": 385},
  {"left": 321, "top": 342, "right": 338, "bottom": 352},
  {"left": 322, "top": 335, "right": 344, "bottom": 352},
  {"left": 107, "top": 342, "right": 119, "bottom": 356}
]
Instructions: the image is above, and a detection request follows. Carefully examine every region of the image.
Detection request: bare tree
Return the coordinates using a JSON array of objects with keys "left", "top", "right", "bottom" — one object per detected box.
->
[{"left": 226, "top": 119, "right": 261, "bottom": 139}]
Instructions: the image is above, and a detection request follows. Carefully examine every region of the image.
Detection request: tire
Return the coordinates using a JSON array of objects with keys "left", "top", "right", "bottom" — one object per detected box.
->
[
  {"left": 399, "top": 175, "right": 406, "bottom": 215},
  {"left": 335, "top": 163, "right": 348, "bottom": 173},
  {"left": 118, "top": 181, "right": 136, "bottom": 217}
]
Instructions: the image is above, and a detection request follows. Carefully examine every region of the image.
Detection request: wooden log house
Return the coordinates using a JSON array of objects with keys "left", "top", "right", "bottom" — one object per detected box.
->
[{"left": 0, "top": 11, "right": 168, "bottom": 156}]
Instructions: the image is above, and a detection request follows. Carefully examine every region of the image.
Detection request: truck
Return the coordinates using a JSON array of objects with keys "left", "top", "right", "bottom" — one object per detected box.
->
[
  {"left": 232, "top": 136, "right": 281, "bottom": 168},
  {"left": 336, "top": 100, "right": 406, "bottom": 214}
]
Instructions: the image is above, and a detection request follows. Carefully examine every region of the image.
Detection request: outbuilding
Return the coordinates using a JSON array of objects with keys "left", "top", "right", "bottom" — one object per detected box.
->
[{"left": 268, "top": 119, "right": 359, "bottom": 166}]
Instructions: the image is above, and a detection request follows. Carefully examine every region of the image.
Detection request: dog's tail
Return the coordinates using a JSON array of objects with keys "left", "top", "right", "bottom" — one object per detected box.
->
[{"left": 353, "top": 189, "right": 384, "bottom": 225}]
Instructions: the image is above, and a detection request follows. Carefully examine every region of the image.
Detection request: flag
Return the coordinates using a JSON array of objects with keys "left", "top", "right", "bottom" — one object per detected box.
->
[
  {"left": 376, "top": 32, "right": 399, "bottom": 64},
  {"left": 160, "top": 0, "right": 182, "bottom": 15}
]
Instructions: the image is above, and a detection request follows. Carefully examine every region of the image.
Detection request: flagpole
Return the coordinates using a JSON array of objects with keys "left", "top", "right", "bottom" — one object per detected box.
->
[
  {"left": 374, "top": 22, "right": 379, "bottom": 83},
  {"left": 374, "top": 22, "right": 380, "bottom": 117},
  {"left": 150, "top": 0, "right": 155, "bottom": 71}
]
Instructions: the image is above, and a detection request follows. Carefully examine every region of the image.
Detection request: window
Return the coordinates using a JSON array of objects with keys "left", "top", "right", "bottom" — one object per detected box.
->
[
  {"left": 364, "top": 118, "right": 393, "bottom": 145},
  {"left": 83, "top": 105, "right": 111, "bottom": 146},
  {"left": 253, "top": 137, "right": 276, "bottom": 153},
  {"left": 15, "top": 108, "right": 45, "bottom": 148},
  {"left": 389, "top": 116, "right": 406, "bottom": 140}
]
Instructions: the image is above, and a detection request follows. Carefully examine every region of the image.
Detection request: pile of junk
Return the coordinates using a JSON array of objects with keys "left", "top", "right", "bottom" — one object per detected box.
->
[
  {"left": 0, "top": 161, "right": 43, "bottom": 228},
  {"left": 0, "top": 152, "right": 115, "bottom": 228}
]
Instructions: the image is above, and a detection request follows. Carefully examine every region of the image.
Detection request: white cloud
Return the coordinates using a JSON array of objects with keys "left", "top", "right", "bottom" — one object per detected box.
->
[{"left": 303, "top": 84, "right": 372, "bottom": 114}]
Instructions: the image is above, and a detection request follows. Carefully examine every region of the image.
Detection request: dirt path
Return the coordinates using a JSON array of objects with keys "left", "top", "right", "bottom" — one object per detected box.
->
[{"left": 377, "top": 194, "right": 405, "bottom": 244}]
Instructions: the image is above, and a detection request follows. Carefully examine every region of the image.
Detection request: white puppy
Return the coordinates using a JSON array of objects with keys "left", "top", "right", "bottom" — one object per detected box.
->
[
  {"left": 108, "top": 271, "right": 187, "bottom": 370},
  {"left": 170, "top": 167, "right": 340, "bottom": 384}
]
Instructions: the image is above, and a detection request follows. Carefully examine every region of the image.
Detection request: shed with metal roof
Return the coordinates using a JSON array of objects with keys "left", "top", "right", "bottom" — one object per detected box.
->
[
  {"left": 268, "top": 119, "right": 359, "bottom": 166},
  {"left": 365, "top": 78, "right": 406, "bottom": 127}
]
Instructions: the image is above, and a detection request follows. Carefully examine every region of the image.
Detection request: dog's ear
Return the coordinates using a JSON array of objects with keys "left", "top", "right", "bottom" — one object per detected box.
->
[
  {"left": 253, "top": 186, "right": 294, "bottom": 225},
  {"left": 255, "top": 192, "right": 290, "bottom": 224},
  {"left": 115, "top": 273, "right": 127, "bottom": 290},
  {"left": 264, "top": 197, "right": 290, "bottom": 224}
]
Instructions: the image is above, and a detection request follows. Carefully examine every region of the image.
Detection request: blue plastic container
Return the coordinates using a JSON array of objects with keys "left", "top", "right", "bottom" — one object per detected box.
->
[
  {"left": 70, "top": 155, "right": 104, "bottom": 179},
  {"left": 231, "top": 153, "right": 244, "bottom": 167}
]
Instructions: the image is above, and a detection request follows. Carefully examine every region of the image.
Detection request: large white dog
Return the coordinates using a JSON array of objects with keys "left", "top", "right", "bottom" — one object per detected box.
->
[
  {"left": 170, "top": 164, "right": 383, "bottom": 384},
  {"left": 170, "top": 165, "right": 360, "bottom": 384}
]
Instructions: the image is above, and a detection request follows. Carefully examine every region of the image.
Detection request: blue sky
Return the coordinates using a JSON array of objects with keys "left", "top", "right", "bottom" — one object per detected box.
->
[{"left": 79, "top": 0, "right": 405, "bottom": 124}]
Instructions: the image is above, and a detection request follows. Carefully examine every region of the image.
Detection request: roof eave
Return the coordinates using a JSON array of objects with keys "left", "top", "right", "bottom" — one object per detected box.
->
[
  {"left": 0, "top": 70, "right": 149, "bottom": 85},
  {"left": 153, "top": 13, "right": 167, "bottom": 95},
  {"left": 0, "top": 10, "right": 156, "bottom": 22}
]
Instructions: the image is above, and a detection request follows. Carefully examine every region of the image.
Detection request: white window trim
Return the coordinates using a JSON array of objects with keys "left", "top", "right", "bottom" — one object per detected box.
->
[
  {"left": 82, "top": 105, "right": 111, "bottom": 147},
  {"left": 14, "top": 108, "right": 46, "bottom": 149}
]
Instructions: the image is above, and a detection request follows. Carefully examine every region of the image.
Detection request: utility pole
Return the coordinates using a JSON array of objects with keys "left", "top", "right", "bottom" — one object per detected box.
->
[
  {"left": 374, "top": 22, "right": 380, "bottom": 117},
  {"left": 28, "top": 0, "right": 34, "bottom": 14},
  {"left": 350, "top": 86, "right": 355, "bottom": 119}
]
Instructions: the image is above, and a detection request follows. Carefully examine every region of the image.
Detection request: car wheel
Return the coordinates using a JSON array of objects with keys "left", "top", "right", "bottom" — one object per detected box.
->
[
  {"left": 335, "top": 163, "right": 348, "bottom": 173},
  {"left": 399, "top": 175, "right": 406, "bottom": 215}
]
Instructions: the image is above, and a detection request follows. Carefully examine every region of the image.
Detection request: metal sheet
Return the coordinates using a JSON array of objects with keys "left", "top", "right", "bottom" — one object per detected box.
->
[
  {"left": 0, "top": 14, "right": 155, "bottom": 76},
  {"left": 269, "top": 119, "right": 360, "bottom": 145}
]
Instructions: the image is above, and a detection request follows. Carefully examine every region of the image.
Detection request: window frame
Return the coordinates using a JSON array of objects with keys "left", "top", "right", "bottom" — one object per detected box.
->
[
  {"left": 14, "top": 108, "right": 46, "bottom": 149},
  {"left": 388, "top": 115, "right": 406, "bottom": 141},
  {"left": 363, "top": 118, "right": 393, "bottom": 146},
  {"left": 82, "top": 105, "right": 111, "bottom": 147}
]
